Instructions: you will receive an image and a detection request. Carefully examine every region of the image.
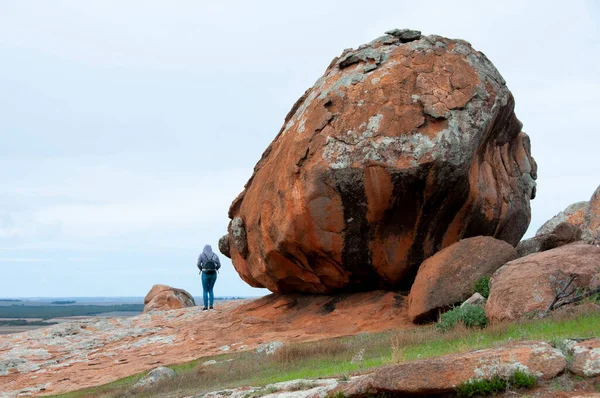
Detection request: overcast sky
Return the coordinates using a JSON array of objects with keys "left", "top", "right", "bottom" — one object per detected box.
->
[{"left": 0, "top": 0, "right": 598, "bottom": 298}]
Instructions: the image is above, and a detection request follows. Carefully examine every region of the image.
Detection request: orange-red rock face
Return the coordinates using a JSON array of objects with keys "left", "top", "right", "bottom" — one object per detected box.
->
[{"left": 225, "top": 32, "right": 536, "bottom": 294}]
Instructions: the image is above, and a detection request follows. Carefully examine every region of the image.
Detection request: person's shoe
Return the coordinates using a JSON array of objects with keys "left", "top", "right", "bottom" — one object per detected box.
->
[
  {"left": 209, "top": 307, "right": 214, "bottom": 311},
  {"left": 202, "top": 307, "right": 208, "bottom": 311}
]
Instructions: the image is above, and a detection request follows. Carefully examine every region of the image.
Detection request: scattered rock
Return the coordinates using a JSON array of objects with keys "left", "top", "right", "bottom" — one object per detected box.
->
[
  {"left": 558, "top": 338, "right": 600, "bottom": 377},
  {"left": 461, "top": 292, "right": 486, "bottom": 307},
  {"left": 225, "top": 31, "right": 536, "bottom": 294},
  {"left": 219, "top": 345, "right": 231, "bottom": 352},
  {"left": 202, "top": 360, "right": 218, "bottom": 366},
  {"left": 486, "top": 243, "right": 600, "bottom": 322},
  {"left": 131, "top": 366, "right": 176, "bottom": 392},
  {"left": 143, "top": 284, "right": 196, "bottom": 313},
  {"left": 257, "top": 341, "right": 284, "bottom": 355},
  {"left": 339, "top": 54, "right": 361, "bottom": 69},
  {"left": 408, "top": 237, "right": 516, "bottom": 323},
  {"left": 517, "top": 222, "right": 582, "bottom": 257},
  {"left": 200, "top": 378, "right": 340, "bottom": 398},
  {"left": 537, "top": 201, "right": 589, "bottom": 236},
  {"left": 219, "top": 234, "right": 231, "bottom": 259},
  {"left": 384, "top": 28, "right": 422, "bottom": 42},
  {"left": 342, "top": 341, "right": 565, "bottom": 396},
  {"left": 583, "top": 185, "right": 600, "bottom": 245}
]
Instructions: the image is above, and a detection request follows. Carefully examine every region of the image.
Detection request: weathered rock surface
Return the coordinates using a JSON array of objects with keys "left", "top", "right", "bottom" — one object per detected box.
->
[
  {"left": 256, "top": 341, "right": 284, "bottom": 355},
  {"left": 201, "top": 378, "right": 342, "bottom": 398},
  {"left": 0, "top": 291, "right": 411, "bottom": 397},
  {"left": 537, "top": 202, "right": 589, "bottom": 236},
  {"left": 131, "top": 366, "right": 176, "bottom": 393},
  {"left": 461, "top": 292, "right": 486, "bottom": 307},
  {"left": 486, "top": 243, "right": 600, "bottom": 322},
  {"left": 558, "top": 338, "right": 600, "bottom": 377},
  {"left": 408, "top": 236, "right": 516, "bottom": 322},
  {"left": 342, "top": 341, "right": 565, "bottom": 396},
  {"left": 583, "top": 185, "right": 600, "bottom": 245},
  {"left": 143, "top": 284, "right": 196, "bottom": 313},
  {"left": 224, "top": 30, "right": 536, "bottom": 294},
  {"left": 517, "top": 222, "right": 582, "bottom": 258}
]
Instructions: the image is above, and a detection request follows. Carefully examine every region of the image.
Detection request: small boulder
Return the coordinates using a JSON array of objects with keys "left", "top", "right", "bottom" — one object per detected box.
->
[
  {"left": 517, "top": 222, "right": 582, "bottom": 258},
  {"left": 143, "top": 284, "right": 196, "bottom": 313},
  {"left": 486, "top": 243, "right": 600, "bottom": 323},
  {"left": 408, "top": 236, "right": 516, "bottom": 323},
  {"left": 131, "top": 366, "right": 176, "bottom": 392},
  {"left": 384, "top": 28, "right": 421, "bottom": 42},
  {"left": 558, "top": 338, "right": 600, "bottom": 377},
  {"left": 461, "top": 292, "right": 486, "bottom": 307},
  {"left": 219, "top": 234, "right": 231, "bottom": 258},
  {"left": 342, "top": 341, "right": 565, "bottom": 396},
  {"left": 257, "top": 341, "right": 284, "bottom": 355},
  {"left": 582, "top": 185, "right": 600, "bottom": 245},
  {"left": 536, "top": 201, "right": 589, "bottom": 236}
]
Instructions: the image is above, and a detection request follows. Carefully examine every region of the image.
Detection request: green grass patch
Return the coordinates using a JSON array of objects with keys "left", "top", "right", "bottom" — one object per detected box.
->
[
  {"left": 473, "top": 275, "right": 491, "bottom": 299},
  {"left": 456, "top": 369, "right": 536, "bottom": 397},
  {"left": 436, "top": 304, "right": 488, "bottom": 332},
  {"left": 48, "top": 308, "right": 600, "bottom": 398}
]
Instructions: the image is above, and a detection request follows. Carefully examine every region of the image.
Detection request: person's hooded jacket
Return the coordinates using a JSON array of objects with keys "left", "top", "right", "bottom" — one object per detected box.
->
[{"left": 197, "top": 244, "right": 221, "bottom": 272}]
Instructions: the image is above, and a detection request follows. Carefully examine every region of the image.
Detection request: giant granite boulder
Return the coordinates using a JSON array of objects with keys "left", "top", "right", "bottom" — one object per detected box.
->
[{"left": 224, "top": 29, "right": 536, "bottom": 293}]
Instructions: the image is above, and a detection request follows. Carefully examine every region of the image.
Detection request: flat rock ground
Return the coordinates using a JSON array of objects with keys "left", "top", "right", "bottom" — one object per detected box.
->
[{"left": 0, "top": 291, "right": 411, "bottom": 396}]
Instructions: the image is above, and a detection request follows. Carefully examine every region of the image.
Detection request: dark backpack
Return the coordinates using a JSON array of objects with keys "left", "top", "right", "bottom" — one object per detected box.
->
[{"left": 202, "top": 254, "right": 218, "bottom": 274}]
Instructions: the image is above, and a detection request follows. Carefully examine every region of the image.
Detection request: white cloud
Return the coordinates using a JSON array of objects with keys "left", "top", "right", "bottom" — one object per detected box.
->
[{"left": 0, "top": 156, "right": 250, "bottom": 249}]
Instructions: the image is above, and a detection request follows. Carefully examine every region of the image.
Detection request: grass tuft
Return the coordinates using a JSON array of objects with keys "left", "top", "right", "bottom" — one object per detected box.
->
[
  {"left": 436, "top": 304, "right": 488, "bottom": 332},
  {"left": 456, "top": 370, "right": 536, "bottom": 397}
]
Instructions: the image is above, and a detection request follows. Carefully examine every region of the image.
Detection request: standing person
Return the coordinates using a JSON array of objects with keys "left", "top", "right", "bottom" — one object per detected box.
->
[{"left": 197, "top": 244, "right": 221, "bottom": 311}]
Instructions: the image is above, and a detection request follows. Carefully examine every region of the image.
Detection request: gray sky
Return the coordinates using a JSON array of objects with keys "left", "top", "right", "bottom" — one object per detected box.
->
[{"left": 0, "top": 0, "right": 598, "bottom": 298}]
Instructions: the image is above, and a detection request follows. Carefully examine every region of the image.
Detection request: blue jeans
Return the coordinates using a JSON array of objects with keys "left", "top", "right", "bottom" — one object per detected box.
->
[{"left": 201, "top": 272, "right": 217, "bottom": 308}]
